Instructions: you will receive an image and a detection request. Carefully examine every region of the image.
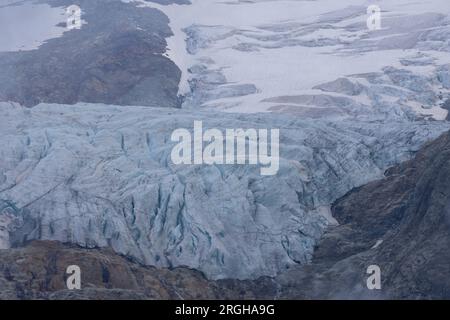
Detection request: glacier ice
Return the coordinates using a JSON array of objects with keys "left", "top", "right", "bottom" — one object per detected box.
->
[{"left": 1, "top": 101, "right": 449, "bottom": 279}]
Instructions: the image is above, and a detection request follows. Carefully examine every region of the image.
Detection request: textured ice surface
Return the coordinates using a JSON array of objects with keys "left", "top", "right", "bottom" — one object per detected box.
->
[{"left": 1, "top": 102, "right": 449, "bottom": 279}]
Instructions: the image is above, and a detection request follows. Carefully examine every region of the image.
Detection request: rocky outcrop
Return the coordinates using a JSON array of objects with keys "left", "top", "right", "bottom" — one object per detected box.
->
[
  {"left": 0, "top": 240, "right": 229, "bottom": 300},
  {"left": 0, "top": 239, "right": 283, "bottom": 299},
  {"left": 273, "top": 130, "right": 450, "bottom": 299},
  {"left": 0, "top": 0, "right": 183, "bottom": 108}
]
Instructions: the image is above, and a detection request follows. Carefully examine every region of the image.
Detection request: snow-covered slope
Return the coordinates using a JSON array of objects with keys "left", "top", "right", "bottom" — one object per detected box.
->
[
  {"left": 1, "top": 102, "right": 449, "bottom": 279},
  {"left": 135, "top": 0, "right": 450, "bottom": 118}
]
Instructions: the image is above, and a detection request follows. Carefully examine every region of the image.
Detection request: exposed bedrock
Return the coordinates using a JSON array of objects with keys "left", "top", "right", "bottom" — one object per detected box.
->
[
  {"left": 0, "top": 0, "right": 182, "bottom": 108},
  {"left": 274, "top": 130, "right": 450, "bottom": 299}
]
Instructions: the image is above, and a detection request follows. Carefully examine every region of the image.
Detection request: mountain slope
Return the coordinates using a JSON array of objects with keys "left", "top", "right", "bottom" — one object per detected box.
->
[
  {"left": 275, "top": 129, "right": 450, "bottom": 299},
  {"left": 0, "top": 0, "right": 183, "bottom": 107}
]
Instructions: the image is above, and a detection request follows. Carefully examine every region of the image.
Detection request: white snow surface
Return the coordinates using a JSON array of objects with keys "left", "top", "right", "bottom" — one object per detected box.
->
[
  {"left": 132, "top": 0, "right": 450, "bottom": 117},
  {"left": 0, "top": 1, "right": 67, "bottom": 52}
]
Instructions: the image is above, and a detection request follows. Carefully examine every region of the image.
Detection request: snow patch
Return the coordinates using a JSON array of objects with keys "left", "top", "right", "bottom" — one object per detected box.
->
[{"left": 0, "top": 1, "right": 68, "bottom": 52}]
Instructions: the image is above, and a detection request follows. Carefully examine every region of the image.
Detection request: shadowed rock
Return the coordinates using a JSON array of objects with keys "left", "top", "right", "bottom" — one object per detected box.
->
[
  {"left": 274, "top": 130, "right": 450, "bottom": 299},
  {"left": 0, "top": 0, "right": 184, "bottom": 108}
]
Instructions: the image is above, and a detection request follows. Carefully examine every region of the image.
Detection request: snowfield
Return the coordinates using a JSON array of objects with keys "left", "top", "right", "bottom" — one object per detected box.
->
[
  {"left": 130, "top": 0, "right": 450, "bottom": 118},
  {"left": 0, "top": 0, "right": 68, "bottom": 52}
]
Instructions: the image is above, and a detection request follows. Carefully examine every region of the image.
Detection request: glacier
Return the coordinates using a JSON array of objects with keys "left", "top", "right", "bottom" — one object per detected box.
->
[{"left": 1, "top": 101, "right": 450, "bottom": 279}]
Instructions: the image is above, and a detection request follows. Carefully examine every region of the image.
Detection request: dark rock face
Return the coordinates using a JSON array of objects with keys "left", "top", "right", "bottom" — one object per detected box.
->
[
  {"left": 0, "top": 241, "right": 239, "bottom": 300},
  {"left": 275, "top": 130, "right": 450, "bottom": 299},
  {"left": 0, "top": 240, "right": 277, "bottom": 299},
  {"left": 0, "top": 0, "right": 183, "bottom": 108}
]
